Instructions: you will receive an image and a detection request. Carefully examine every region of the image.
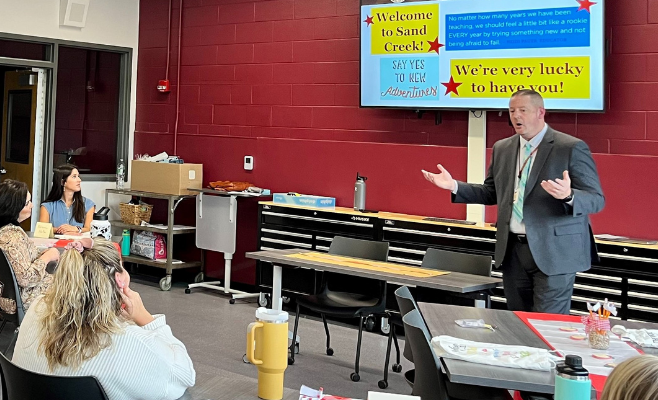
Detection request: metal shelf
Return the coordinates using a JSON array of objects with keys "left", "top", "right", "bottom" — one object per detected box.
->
[
  {"left": 111, "top": 221, "right": 196, "bottom": 235},
  {"left": 122, "top": 254, "right": 201, "bottom": 270},
  {"left": 106, "top": 188, "right": 196, "bottom": 200},
  {"left": 106, "top": 188, "right": 202, "bottom": 290}
]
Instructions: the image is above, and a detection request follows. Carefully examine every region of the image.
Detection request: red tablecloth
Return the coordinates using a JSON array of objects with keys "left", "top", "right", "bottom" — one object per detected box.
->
[{"left": 514, "top": 311, "right": 609, "bottom": 399}]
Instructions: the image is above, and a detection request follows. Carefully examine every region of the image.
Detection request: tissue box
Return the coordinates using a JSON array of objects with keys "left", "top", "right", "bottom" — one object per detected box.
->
[
  {"left": 131, "top": 160, "right": 203, "bottom": 195},
  {"left": 273, "top": 193, "right": 336, "bottom": 210}
]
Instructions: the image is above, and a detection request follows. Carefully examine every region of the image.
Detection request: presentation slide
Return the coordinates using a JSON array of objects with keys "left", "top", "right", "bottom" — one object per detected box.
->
[{"left": 360, "top": 0, "right": 604, "bottom": 111}]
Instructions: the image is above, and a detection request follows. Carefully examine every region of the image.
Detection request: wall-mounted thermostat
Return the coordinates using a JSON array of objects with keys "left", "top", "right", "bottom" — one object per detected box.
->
[{"left": 244, "top": 155, "right": 254, "bottom": 171}]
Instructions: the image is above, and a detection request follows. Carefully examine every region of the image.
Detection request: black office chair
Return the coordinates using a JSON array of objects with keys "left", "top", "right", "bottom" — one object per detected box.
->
[
  {"left": 403, "top": 309, "right": 510, "bottom": 400},
  {"left": 421, "top": 248, "right": 493, "bottom": 307},
  {"left": 378, "top": 310, "right": 401, "bottom": 389},
  {"left": 403, "top": 309, "right": 450, "bottom": 400},
  {"left": 421, "top": 248, "right": 492, "bottom": 276},
  {"left": 378, "top": 285, "right": 419, "bottom": 389},
  {"left": 395, "top": 285, "right": 419, "bottom": 361},
  {"left": 0, "top": 352, "right": 109, "bottom": 400},
  {"left": 289, "top": 236, "right": 389, "bottom": 382},
  {"left": 0, "top": 250, "right": 26, "bottom": 355}
]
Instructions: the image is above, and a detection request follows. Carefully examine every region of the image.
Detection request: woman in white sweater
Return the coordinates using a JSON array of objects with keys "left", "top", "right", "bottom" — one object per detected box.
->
[{"left": 12, "top": 239, "right": 195, "bottom": 400}]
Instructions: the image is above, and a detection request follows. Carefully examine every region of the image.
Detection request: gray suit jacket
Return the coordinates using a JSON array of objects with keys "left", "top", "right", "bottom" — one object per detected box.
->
[{"left": 452, "top": 127, "right": 605, "bottom": 276}]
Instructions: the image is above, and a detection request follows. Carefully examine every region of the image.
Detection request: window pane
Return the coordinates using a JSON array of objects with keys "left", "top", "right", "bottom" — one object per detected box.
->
[
  {"left": 5, "top": 90, "right": 32, "bottom": 164},
  {"left": 54, "top": 46, "right": 121, "bottom": 174},
  {"left": 0, "top": 39, "right": 49, "bottom": 61}
]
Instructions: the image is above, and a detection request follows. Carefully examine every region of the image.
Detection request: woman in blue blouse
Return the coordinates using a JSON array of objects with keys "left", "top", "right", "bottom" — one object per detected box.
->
[{"left": 39, "top": 164, "right": 95, "bottom": 235}]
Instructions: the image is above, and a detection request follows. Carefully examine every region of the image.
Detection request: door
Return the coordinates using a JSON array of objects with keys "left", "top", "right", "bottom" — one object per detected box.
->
[{"left": 1, "top": 70, "right": 38, "bottom": 229}]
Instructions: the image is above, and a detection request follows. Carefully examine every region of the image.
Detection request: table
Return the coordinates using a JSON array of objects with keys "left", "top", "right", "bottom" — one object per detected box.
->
[
  {"left": 419, "top": 302, "right": 556, "bottom": 394},
  {"left": 29, "top": 235, "right": 123, "bottom": 274},
  {"left": 186, "top": 188, "right": 266, "bottom": 302},
  {"left": 246, "top": 249, "right": 501, "bottom": 312},
  {"left": 418, "top": 302, "right": 658, "bottom": 396}
]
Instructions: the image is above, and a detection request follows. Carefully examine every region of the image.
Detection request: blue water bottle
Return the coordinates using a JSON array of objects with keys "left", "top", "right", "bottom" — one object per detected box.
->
[
  {"left": 121, "top": 230, "right": 131, "bottom": 256},
  {"left": 554, "top": 355, "right": 591, "bottom": 400}
]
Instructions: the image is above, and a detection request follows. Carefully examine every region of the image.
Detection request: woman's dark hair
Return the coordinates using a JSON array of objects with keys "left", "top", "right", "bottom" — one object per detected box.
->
[
  {"left": 43, "top": 164, "right": 85, "bottom": 223},
  {"left": 0, "top": 179, "right": 28, "bottom": 228}
]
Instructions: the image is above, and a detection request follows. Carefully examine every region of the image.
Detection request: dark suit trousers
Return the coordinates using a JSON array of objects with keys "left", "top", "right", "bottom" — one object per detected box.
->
[{"left": 501, "top": 236, "right": 576, "bottom": 314}]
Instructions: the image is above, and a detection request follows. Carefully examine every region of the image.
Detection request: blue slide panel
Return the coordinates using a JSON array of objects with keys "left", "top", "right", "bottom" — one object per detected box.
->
[{"left": 445, "top": 7, "right": 590, "bottom": 51}]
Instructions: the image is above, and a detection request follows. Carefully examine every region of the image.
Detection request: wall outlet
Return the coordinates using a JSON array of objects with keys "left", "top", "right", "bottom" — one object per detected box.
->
[{"left": 244, "top": 155, "right": 254, "bottom": 171}]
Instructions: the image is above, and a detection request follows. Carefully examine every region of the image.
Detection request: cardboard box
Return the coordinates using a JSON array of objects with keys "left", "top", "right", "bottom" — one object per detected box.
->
[
  {"left": 130, "top": 160, "right": 203, "bottom": 195},
  {"left": 273, "top": 193, "right": 336, "bottom": 209}
]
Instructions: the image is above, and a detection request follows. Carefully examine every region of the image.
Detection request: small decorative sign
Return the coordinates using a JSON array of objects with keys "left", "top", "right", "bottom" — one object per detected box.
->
[{"left": 34, "top": 222, "right": 54, "bottom": 239}]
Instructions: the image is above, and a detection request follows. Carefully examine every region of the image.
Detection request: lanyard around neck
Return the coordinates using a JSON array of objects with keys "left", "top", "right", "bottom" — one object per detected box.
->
[{"left": 517, "top": 146, "right": 539, "bottom": 180}]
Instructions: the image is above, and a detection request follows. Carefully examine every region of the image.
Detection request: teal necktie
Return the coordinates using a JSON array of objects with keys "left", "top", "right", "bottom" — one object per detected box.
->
[{"left": 512, "top": 143, "right": 533, "bottom": 223}]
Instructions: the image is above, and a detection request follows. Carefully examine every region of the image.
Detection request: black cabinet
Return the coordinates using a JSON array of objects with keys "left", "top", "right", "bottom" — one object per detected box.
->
[{"left": 256, "top": 202, "right": 658, "bottom": 322}]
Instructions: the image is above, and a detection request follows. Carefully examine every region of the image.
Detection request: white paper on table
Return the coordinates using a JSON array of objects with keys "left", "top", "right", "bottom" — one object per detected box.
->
[
  {"left": 432, "top": 335, "right": 559, "bottom": 372},
  {"left": 298, "top": 386, "right": 361, "bottom": 400},
  {"left": 527, "top": 319, "right": 642, "bottom": 376},
  {"left": 299, "top": 385, "right": 322, "bottom": 400},
  {"left": 30, "top": 238, "right": 56, "bottom": 250},
  {"left": 612, "top": 325, "right": 658, "bottom": 348},
  {"left": 55, "top": 232, "right": 91, "bottom": 240},
  {"left": 368, "top": 392, "right": 419, "bottom": 400}
]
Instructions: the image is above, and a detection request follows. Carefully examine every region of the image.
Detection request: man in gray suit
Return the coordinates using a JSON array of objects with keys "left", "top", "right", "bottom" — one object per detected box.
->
[{"left": 422, "top": 90, "right": 604, "bottom": 314}]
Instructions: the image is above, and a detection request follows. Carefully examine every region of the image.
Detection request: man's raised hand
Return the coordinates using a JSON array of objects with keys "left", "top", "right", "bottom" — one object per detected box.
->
[{"left": 422, "top": 164, "right": 457, "bottom": 191}]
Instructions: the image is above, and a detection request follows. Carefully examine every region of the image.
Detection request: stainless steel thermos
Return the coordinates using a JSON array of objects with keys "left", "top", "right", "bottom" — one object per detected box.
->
[{"left": 354, "top": 173, "right": 367, "bottom": 211}]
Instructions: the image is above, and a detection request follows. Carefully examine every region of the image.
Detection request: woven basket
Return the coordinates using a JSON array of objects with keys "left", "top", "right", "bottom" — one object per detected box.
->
[{"left": 119, "top": 203, "right": 153, "bottom": 225}]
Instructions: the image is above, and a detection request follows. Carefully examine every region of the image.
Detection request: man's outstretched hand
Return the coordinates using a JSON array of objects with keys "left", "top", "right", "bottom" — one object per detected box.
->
[
  {"left": 422, "top": 164, "right": 457, "bottom": 192},
  {"left": 541, "top": 170, "right": 572, "bottom": 200}
]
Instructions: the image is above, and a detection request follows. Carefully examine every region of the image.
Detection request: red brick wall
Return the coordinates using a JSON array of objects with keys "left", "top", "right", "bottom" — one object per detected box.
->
[{"left": 135, "top": 0, "right": 658, "bottom": 280}]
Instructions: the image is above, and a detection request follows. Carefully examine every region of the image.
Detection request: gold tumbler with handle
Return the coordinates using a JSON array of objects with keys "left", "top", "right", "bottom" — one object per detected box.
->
[{"left": 246, "top": 307, "right": 289, "bottom": 400}]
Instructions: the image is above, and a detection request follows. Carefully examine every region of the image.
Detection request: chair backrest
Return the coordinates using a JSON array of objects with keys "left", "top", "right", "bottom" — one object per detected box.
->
[
  {"left": 323, "top": 236, "right": 390, "bottom": 300},
  {"left": 0, "top": 249, "right": 26, "bottom": 325},
  {"left": 421, "top": 248, "right": 492, "bottom": 277},
  {"left": 403, "top": 309, "right": 450, "bottom": 400},
  {"left": 328, "top": 236, "right": 389, "bottom": 262},
  {"left": 395, "top": 286, "right": 419, "bottom": 362},
  {"left": 0, "top": 352, "right": 109, "bottom": 400},
  {"left": 394, "top": 286, "right": 419, "bottom": 317}
]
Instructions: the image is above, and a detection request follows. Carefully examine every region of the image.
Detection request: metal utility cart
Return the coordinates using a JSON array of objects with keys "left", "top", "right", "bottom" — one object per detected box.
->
[{"left": 105, "top": 189, "right": 203, "bottom": 291}]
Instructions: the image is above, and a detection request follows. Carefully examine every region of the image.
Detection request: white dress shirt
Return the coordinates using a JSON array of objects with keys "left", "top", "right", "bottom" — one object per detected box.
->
[
  {"left": 509, "top": 123, "right": 548, "bottom": 234},
  {"left": 451, "top": 123, "right": 573, "bottom": 234}
]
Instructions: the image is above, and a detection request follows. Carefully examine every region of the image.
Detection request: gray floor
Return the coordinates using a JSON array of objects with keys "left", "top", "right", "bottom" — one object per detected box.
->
[{"left": 1, "top": 279, "right": 414, "bottom": 400}]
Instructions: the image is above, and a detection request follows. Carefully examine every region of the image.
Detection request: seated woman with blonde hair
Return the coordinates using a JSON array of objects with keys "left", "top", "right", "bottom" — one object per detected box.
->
[
  {"left": 600, "top": 355, "right": 658, "bottom": 400},
  {"left": 12, "top": 239, "right": 195, "bottom": 400}
]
